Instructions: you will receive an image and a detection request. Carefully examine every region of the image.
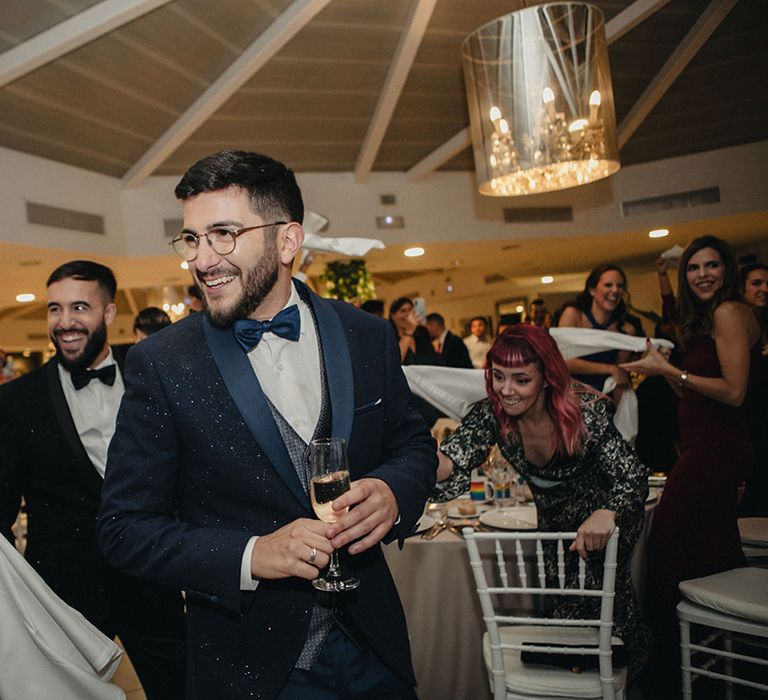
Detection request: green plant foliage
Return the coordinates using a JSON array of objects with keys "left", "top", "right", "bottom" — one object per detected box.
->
[{"left": 320, "top": 259, "right": 376, "bottom": 303}]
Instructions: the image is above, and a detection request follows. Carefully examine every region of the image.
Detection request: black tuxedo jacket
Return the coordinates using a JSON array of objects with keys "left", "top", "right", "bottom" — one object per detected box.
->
[
  {"left": 99, "top": 281, "right": 437, "bottom": 700},
  {"left": 0, "top": 351, "right": 183, "bottom": 636},
  {"left": 438, "top": 330, "right": 474, "bottom": 369}
]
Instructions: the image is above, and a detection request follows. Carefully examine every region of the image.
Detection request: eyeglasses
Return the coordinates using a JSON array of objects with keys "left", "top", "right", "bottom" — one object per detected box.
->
[{"left": 170, "top": 222, "right": 287, "bottom": 261}]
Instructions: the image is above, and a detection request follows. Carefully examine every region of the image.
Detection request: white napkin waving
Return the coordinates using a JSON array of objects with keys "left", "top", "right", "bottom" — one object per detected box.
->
[
  {"left": 0, "top": 536, "right": 124, "bottom": 699},
  {"left": 549, "top": 327, "right": 673, "bottom": 360},
  {"left": 660, "top": 244, "right": 685, "bottom": 261},
  {"left": 302, "top": 232, "right": 385, "bottom": 257}
]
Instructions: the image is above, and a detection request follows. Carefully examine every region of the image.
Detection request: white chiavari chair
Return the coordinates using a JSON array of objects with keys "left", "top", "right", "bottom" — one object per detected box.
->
[{"left": 464, "top": 527, "right": 625, "bottom": 699}]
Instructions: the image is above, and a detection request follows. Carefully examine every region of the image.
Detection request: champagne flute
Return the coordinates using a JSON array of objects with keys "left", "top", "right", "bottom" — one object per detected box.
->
[{"left": 308, "top": 437, "right": 360, "bottom": 592}]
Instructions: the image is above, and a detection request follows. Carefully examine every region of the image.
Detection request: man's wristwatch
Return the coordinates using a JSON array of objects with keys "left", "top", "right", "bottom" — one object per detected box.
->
[{"left": 678, "top": 370, "right": 689, "bottom": 386}]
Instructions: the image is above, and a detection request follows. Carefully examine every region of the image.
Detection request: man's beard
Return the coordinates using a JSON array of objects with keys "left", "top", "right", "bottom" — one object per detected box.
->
[
  {"left": 53, "top": 322, "right": 108, "bottom": 372},
  {"left": 204, "top": 240, "right": 280, "bottom": 328}
]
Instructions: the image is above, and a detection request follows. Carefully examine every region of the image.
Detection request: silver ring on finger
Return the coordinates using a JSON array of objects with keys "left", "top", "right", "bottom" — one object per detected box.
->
[{"left": 308, "top": 546, "right": 317, "bottom": 565}]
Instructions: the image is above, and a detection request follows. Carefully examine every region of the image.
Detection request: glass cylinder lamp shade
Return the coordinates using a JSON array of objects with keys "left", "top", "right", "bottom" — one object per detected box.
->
[{"left": 462, "top": 3, "right": 620, "bottom": 196}]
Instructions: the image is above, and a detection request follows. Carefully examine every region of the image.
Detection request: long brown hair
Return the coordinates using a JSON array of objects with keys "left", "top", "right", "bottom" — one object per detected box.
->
[{"left": 676, "top": 235, "right": 740, "bottom": 350}]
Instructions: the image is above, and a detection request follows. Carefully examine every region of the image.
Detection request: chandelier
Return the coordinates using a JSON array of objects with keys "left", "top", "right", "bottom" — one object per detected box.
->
[{"left": 462, "top": 3, "right": 620, "bottom": 196}]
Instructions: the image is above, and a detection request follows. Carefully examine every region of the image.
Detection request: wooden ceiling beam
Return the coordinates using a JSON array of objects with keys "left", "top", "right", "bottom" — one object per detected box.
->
[
  {"left": 407, "top": 127, "right": 470, "bottom": 182},
  {"left": 408, "top": 0, "right": 673, "bottom": 180},
  {"left": 618, "top": 0, "right": 739, "bottom": 148},
  {"left": 122, "top": 0, "right": 331, "bottom": 188},
  {"left": 0, "top": 0, "right": 175, "bottom": 89},
  {"left": 354, "top": 0, "right": 439, "bottom": 183},
  {"left": 605, "top": 0, "right": 672, "bottom": 44}
]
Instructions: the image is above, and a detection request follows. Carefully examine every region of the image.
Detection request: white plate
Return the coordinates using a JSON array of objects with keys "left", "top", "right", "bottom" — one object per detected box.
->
[
  {"left": 479, "top": 506, "right": 538, "bottom": 530},
  {"left": 447, "top": 503, "right": 491, "bottom": 519},
  {"left": 413, "top": 512, "right": 438, "bottom": 534}
]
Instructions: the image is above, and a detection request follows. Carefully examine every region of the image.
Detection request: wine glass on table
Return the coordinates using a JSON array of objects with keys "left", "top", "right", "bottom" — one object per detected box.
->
[{"left": 309, "top": 437, "right": 360, "bottom": 592}]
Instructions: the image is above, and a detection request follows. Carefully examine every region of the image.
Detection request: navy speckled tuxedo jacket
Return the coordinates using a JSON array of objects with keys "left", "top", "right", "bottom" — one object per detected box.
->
[{"left": 98, "top": 280, "right": 437, "bottom": 700}]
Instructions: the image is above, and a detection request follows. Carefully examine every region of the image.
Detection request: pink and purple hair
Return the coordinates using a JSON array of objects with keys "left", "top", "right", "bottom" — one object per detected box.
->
[{"left": 484, "top": 325, "right": 587, "bottom": 456}]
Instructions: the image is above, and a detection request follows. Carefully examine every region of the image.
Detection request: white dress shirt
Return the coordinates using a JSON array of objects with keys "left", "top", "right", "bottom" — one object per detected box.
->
[
  {"left": 463, "top": 334, "right": 490, "bottom": 369},
  {"left": 57, "top": 350, "right": 124, "bottom": 479},
  {"left": 241, "top": 284, "right": 322, "bottom": 589}
]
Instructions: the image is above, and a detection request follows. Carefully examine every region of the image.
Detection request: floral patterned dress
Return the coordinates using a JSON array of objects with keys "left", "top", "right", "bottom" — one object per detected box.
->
[{"left": 433, "top": 384, "right": 650, "bottom": 678}]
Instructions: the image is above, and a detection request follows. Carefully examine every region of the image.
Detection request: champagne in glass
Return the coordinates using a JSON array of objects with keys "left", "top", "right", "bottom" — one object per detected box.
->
[{"left": 308, "top": 438, "right": 359, "bottom": 592}]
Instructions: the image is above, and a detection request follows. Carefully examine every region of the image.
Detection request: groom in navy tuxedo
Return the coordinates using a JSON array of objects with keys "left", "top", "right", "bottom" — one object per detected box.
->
[{"left": 99, "top": 150, "right": 437, "bottom": 699}]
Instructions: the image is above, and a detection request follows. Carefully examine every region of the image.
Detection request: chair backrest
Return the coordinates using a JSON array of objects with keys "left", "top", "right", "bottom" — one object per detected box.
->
[{"left": 463, "top": 527, "right": 620, "bottom": 700}]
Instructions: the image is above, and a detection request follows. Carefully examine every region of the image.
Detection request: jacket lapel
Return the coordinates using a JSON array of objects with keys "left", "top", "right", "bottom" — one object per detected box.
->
[
  {"left": 45, "top": 360, "right": 103, "bottom": 496},
  {"left": 203, "top": 314, "right": 309, "bottom": 509},
  {"left": 296, "top": 281, "right": 354, "bottom": 444}
]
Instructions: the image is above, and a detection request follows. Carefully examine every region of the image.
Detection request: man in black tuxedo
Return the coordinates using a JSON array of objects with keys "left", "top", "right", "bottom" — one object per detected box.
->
[
  {"left": 98, "top": 150, "right": 437, "bottom": 699},
  {"left": 0, "top": 260, "right": 186, "bottom": 699},
  {"left": 425, "top": 312, "right": 473, "bottom": 368}
]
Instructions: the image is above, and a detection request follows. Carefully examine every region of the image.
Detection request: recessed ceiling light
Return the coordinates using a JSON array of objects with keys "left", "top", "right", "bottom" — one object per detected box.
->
[
  {"left": 515, "top": 305, "right": 524, "bottom": 313},
  {"left": 376, "top": 215, "right": 404, "bottom": 229},
  {"left": 16, "top": 293, "right": 36, "bottom": 302},
  {"left": 541, "top": 275, "right": 554, "bottom": 284},
  {"left": 180, "top": 261, "right": 189, "bottom": 270},
  {"left": 404, "top": 247, "right": 424, "bottom": 257},
  {"left": 648, "top": 228, "right": 669, "bottom": 238}
]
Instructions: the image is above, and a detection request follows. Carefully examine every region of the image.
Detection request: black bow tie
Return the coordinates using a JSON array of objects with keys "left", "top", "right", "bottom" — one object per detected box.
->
[
  {"left": 233, "top": 305, "right": 301, "bottom": 352},
  {"left": 71, "top": 364, "right": 117, "bottom": 390}
]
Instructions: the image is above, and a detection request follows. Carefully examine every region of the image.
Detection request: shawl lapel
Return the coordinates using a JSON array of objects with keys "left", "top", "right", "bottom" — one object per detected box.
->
[
  {"left": 202, "top": 280, "right": 356, "bottom": 509},
  {"left": 204, "top": 312, "right": 309, "bottom": 509},
  {"left": 44, "top": 360, "right": 103, "bottom": 497}
]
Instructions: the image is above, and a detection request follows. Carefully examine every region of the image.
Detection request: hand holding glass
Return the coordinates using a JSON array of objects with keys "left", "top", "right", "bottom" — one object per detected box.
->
[{"left": 309, "top": 438, "right": 360, "bottom": 592}]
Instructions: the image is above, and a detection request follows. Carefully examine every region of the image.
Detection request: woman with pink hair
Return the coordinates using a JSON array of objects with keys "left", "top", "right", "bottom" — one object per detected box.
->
[{"left": 434, "top": 324, "right": 650, "bottom": 678}]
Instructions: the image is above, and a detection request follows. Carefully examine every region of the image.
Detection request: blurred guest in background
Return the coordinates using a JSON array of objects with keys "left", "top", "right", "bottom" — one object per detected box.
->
[
  {"left": 740, "top": 262, "right": 767, "bottom": 348},
  {"left": 133, "top": 306, "right": 171, "bottom": 342},
  {"left": 389, "top": 297, "right": 435, "bottom": 366},
  {"left": 425, "top": 313, "right": 472, "bottom": 369},
  {"left": 738, "top": 262, "right": 768, "bottom": 517},
  {"left": 622, "top": 236, "right": 761, "bottom": 698},
  {"left": 0, "top": 348, "right": 19, "bottom": 384},
  {"left": 186, "top": 283, "right": 204, "bottom": 313},
  {"left": 360, "top": 299, "right": 385, "bottom": 317},
  {"left": 390, "top": 297, "right": 441, "bottom": 426},
  {"left": 434, "top": 325, "right": 649, "bottom": 679},
  {"left": 463, "top": 316, "right": 491, "bottom": 369},
  {"left": 525, "top": 298, "right": 550, "bottom": 328},
  {"left": 558, "top": 264, "right": 636, "bottom": 404}
]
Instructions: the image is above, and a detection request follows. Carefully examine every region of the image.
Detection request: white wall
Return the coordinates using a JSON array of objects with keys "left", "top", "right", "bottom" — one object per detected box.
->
[{"left": 2, "top": 140, "right": 767, "bottom": 255}]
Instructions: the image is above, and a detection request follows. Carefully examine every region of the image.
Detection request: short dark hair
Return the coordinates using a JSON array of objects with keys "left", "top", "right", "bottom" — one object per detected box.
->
[
  {"left": 175, "top": 150, "right": 304, "bottom": 224},
  {"left": 46, "top": 260, "right": 117, "bottom": 301},
  {"left": 530, "top": 298, "right": 545, "bottom": 307},
  {"left": 426, "top": 312, "right": 445, "bottom": 326},
  {"left": 133, "top": 306, "right": 171, "bottom": 336},
  {"left": 360, "top": 299, "right": 384, "bottom": 316},
  {"left": 470, "top": 316, "right": 486, "bottom": 326}
]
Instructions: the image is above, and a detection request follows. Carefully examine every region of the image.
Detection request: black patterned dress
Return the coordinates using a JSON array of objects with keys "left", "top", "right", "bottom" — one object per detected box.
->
[{"left": 433, "top": 385, "right": 650, "bottom": 678}]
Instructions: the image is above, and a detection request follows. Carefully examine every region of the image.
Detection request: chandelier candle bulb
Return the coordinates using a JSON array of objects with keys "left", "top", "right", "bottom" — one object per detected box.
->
[{"left": 462, "top": 3, "right": 620, "bottom": 196}]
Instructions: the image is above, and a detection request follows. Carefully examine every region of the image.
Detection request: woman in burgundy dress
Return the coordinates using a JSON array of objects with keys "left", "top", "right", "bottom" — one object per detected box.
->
[{"left": 622, "top": 235, "right": 762, "bottom": 697}]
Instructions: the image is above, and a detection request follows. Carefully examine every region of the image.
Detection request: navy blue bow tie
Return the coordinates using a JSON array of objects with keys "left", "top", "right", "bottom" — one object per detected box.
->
[
  {"left": 71, "top": 364, "right": 117, "bottom": 390},
  {"left": 233, "top": 305, "right": 301, "bottom": 352}
]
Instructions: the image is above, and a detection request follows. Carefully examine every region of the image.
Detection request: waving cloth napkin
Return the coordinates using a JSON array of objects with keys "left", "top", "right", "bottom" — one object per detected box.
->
[
  {"left": 302, "top": 232, "right": 384, "bottom": 257},
  {"left": 0, "top": 536, "right": 125, "bottom": 699},
  {"left": 404, "top": 329, "right": 674, "bottom": 442}
]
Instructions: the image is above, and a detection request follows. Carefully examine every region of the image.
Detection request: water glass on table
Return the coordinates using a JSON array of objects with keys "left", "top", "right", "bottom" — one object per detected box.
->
[{"left": 489, "top": 464, "right": 516, "bottom": 508}]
